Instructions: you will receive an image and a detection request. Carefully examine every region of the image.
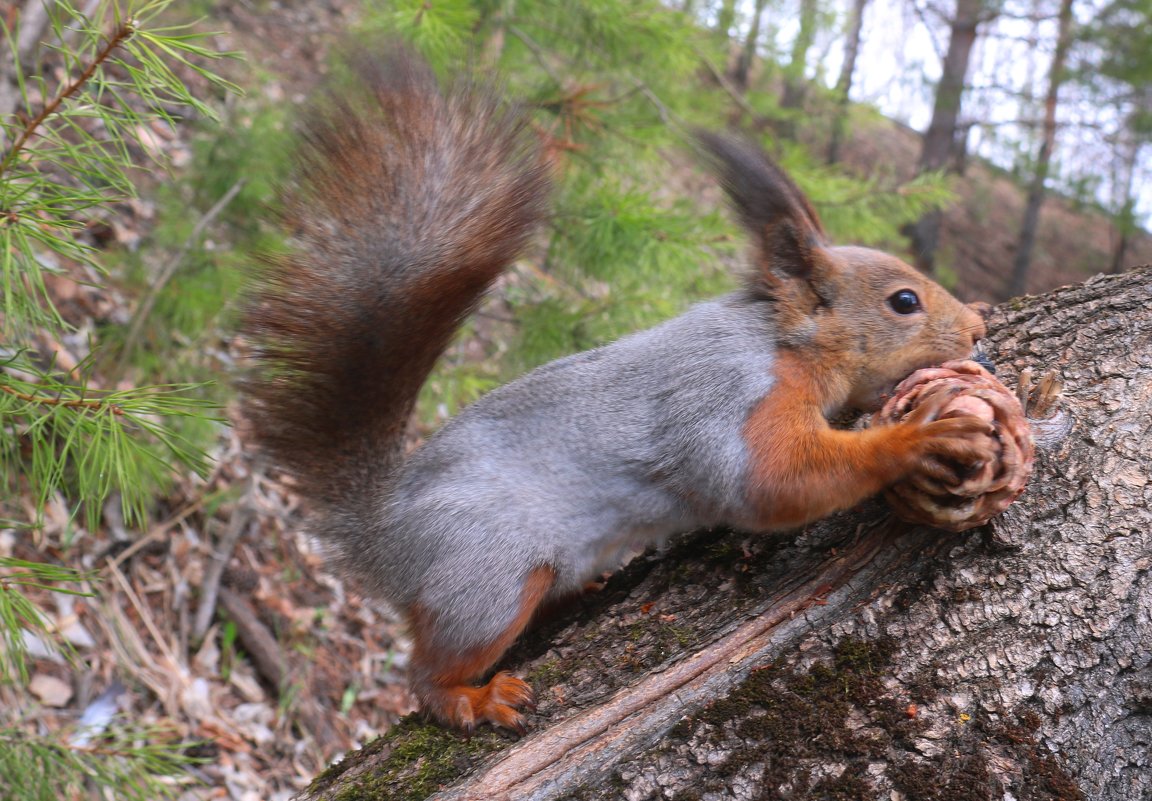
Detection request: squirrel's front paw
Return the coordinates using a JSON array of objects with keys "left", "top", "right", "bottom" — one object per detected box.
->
[
  {"left": 897, "top": 387, "right": 999, "bottom": 490},
  {"left": 913, "top": 415, "right": 1000, "bottom": 492}
]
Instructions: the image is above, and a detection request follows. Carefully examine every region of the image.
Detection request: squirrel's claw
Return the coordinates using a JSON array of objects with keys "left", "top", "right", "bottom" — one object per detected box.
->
[
  {"left": 482, "top": 672, "right": 536, "bottom": 735},
  {"left": 421, "top": 672, "right": 536, "bottom": 737}
]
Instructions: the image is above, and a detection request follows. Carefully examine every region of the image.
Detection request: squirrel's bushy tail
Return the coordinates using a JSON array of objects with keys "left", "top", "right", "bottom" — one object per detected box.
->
[{"left": 240, "top": 49, "right": 550, "bottom": 511}]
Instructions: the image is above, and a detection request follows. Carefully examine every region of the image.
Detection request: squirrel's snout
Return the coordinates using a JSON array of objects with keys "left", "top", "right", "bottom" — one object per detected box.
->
[
  {"left": 963, "top": 302, "right": 990, "bottom": 345},
  {"left": 969, "top": 315, "right": 987, "bottom": 346},
  {"left": 968, "top": 301, "right": 993, "bottom": 320}
]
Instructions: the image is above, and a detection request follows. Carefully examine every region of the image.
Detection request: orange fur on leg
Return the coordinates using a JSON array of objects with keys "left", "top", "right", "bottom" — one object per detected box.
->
[
  {"left": 408, "top": 565, "right": 556, "bottom": 734},
  {"left": 744, "top": 352, "right": 995, "bottom": 529}
]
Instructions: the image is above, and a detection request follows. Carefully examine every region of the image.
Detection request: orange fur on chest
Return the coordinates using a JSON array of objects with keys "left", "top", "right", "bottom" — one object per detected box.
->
[{"left": 741, "top": 352, "right": 901, "bottom": 529}]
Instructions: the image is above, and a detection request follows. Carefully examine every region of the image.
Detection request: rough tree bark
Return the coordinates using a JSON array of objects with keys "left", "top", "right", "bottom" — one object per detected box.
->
[{"left": 299, "top": 266, "right": 1152, "bottom": 801}]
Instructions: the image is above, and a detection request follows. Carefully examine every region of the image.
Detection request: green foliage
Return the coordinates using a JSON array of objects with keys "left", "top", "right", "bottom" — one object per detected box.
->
[
  {"left": 1065, "top": 171, "right": 1104, "bottom": 212},
  {"left": 1076, "top": 0, "right": 1152, "bottom": 227},
  {"left": 0, "top": 0, "right": 238, "bottom": 531},
  {"left": 0, "top": 723, "right": 194, "bottom": 801},
  {"left": 109, "top": 100, "right": 289, "bottom": 382},
  {"left": 0, "top": 558, "right": 91, "bottom": 683},
  {"left": 0, "top": 354, "right": 218, "bottom": 531},
  {"left": 521, "top": 169, "right": 734, "bottom": 366},
  {"left": 1, "top": 557, "right": 194, "bottom": 799},
  {"left": 0, "top": 1, "right": 235, "bottom": 334},
  {"left": 815, "top": 168, "right": 955, "bottom": 247},
  {"left": 357, "top": 0, "right": 957, "bottom": 420},
  {"left": 0, "top": 3, "right": 234, "bottom": 799},
  {"left": 417, "top": 360, "right": 503, "bottom": 424},
  {"left": 365, "top": 0, "right": 480, "bottom": 65},
  {"left": 1080, "top": 0, "right": 1152, "bottom": 87}
]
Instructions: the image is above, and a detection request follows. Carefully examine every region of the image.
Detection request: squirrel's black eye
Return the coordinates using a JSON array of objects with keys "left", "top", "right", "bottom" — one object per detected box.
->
[{"left": 888, "top": 289, "right": 921, "bottom": 315}]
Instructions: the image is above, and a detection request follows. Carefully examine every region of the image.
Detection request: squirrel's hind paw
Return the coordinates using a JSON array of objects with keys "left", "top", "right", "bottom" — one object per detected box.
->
[{"left": 425, "top": 672, "right": 536, "bottom": 736}]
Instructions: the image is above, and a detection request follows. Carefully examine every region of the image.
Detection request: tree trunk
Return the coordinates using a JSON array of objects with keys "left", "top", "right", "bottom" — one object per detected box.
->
[
  {"left": 1111, "top": 219, "right": 1131, "bottom": 274},
  {"left": 715, "top": 0, "right": 737, "bottom": 36},
  {"left": 479, "top": 0, "right": 516, "bottom": 70},
  {"left": 297, "top": 266, "right": 1152, "bottom": 801},
  {"left": 909, "top": 0, "right": 988, "bottom": 274},
  {"left": 1008, "top": 0, "right": 1076, "bottom": 299},
  {"left": 826, "top": 0, "right": 870, "bottom": 165},
  {"left": 781, "top": 0, "right": 819, "bottom": 110},
  {"left": 1109, "top": 137, "right": 1141, "bottom": 275},
  {"left": 730, "top": 0, "right": 769, "bottom": 92}
]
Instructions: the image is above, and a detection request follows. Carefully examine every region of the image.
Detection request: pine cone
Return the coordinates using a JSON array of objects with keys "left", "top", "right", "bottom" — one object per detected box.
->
[{"left": 874, "top": 359, "right": 1035, "bottom": 532}]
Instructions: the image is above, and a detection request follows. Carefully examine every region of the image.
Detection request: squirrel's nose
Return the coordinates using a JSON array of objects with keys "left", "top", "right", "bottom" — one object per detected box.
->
[
  {"left": 967, "top": 301, "right": 993, "bottom": 320},
  {"left": 965, "top": 302, "right": 989, "bottom": 344}
]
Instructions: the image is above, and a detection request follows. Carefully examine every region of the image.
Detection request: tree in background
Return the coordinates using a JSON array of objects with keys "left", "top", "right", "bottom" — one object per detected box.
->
[
  {"left": 781, "top": 0, "right": 821, "bottom": 110},
  {"left": 731, "top": 0, "right": 770, "bottom": 91},
  {"left": 1077, "top": 0, "right": 1152, "bottom": 275},
  {"left": 1107, "top": 103, "right": 1151, "bottom": 273},
  {"left": 907, "top": 0, "right": 996, "bottom": 274},
  {"left": 715, "top": 0, "right": 738, "bottom": 36},
  {"left": 1008, "top": 0, "right": 1076, "bottom": 297},
  {"left": 826, "top": 0, "right": 871, "bottom": 164}
]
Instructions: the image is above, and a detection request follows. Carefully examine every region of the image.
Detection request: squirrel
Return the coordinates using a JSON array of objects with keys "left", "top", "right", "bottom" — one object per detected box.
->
[{"left": 240, "top": 48, "right": 997, "bottom": 735}]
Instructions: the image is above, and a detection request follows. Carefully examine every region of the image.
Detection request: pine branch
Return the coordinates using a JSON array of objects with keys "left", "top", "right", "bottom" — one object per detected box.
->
[
  {"left": 0, "top": 557, "right": 90, "bottom": 682},
  {"left": 0, "top": 724, "right": 192, "bottom": 801},
  {"left": 0, "top": 380, "right": 125, "bottom": 414},
  {"left": 0, "top": 19, "right": 135, "bottom": 177}
]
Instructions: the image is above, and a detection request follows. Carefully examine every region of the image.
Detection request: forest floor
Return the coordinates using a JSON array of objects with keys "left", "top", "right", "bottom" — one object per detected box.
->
[{"left": 4, "top": 3, "right": 1150, "bottom": 801}]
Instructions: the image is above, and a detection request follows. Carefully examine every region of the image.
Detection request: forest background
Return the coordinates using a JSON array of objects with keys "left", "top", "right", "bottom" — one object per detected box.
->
[{"left": 1, "top": 0, "right": 1150, "bottom": 798}]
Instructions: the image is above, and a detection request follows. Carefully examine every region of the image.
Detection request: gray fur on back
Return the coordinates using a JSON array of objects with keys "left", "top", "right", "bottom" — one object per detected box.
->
[{"left": 350, "top": 292, "right": 779, "bottom": 650}]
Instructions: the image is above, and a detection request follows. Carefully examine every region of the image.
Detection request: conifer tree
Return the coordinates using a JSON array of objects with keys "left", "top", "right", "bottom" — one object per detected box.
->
[
  {"left": 732, "top": 0, "right": 770, "bottom": 91},
  {"left": 827, "top": 0, "right": 870, "bottom": 164},
  {"left": 0, "top": 2, "right": 233, "bottom": 797},
  {"left": 781, "top": 0, "right": 821, "bottom": 110}
]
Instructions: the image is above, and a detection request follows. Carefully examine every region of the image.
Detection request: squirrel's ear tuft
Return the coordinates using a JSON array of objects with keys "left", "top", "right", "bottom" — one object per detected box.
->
[{"left": 695, "top": 132, "right": 828, "bottom": 282}]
